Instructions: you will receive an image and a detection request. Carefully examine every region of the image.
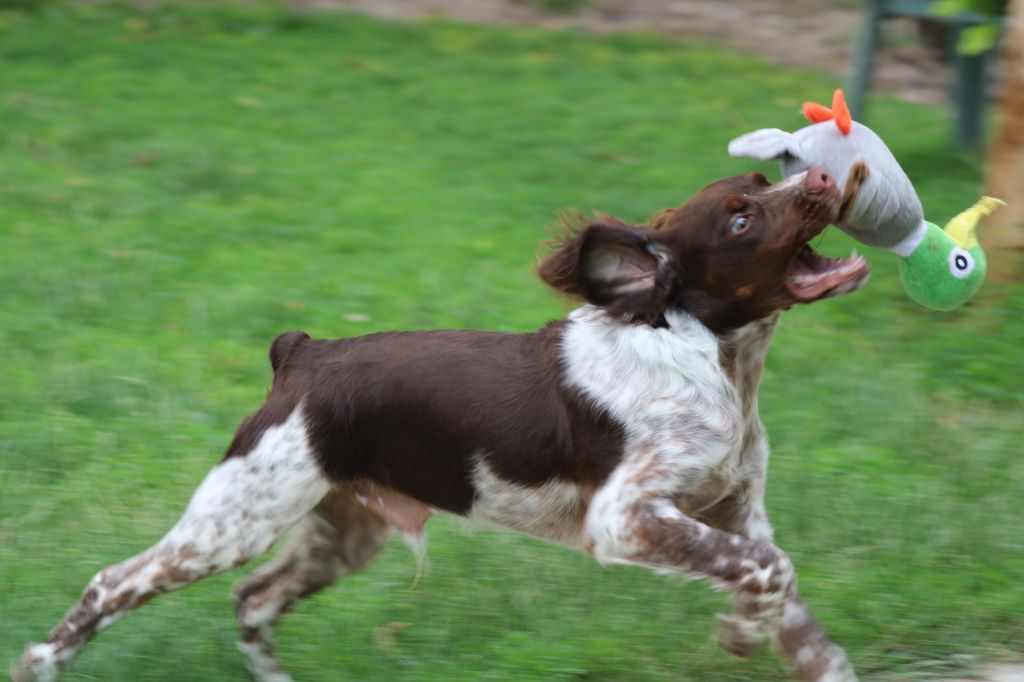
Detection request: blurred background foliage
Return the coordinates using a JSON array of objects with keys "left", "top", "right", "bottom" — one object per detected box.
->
[
  {"left": 0, "top": 1, "right": 1021, "bottom": 681},
  {"left": 931, "top": 0, "right": 1009, "bottom": 54}
]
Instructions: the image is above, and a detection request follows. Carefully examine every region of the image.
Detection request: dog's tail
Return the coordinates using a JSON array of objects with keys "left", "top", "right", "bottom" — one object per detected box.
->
[{"left": 269, "top": 330, "right": 310, "bottom": 373}]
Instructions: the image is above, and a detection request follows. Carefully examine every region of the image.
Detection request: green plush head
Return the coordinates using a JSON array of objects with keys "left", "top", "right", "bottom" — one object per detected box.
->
[
  {"left": 899, "top": 221, "right": 986, "bottom": 311},
  {"left": 897, "top": 196, "right": 1003, "bottom": 310}
]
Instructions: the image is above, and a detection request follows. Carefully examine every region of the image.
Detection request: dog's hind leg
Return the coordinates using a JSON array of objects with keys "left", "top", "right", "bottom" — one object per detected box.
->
[
  {"left": 233, "top": 487, "right": 391, "bottom": 682},
  {"left": 13, "top": 404, "right": 330, "bottom": 682}
]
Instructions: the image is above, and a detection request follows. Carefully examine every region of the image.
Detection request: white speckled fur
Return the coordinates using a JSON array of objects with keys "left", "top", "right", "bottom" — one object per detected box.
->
[
  {"left": 15, "top": 305, "right": 857, "bottom": 682},
  {"left": 14, "top": 406, "right": 329, "bottom": 682},
  {"left": 163, "top": 406, "right": 331, "bottom": 566},
  {"left": 547, "top": 306, "right": 855, "bottom": 682},
  {"left": 469, "top": 458, "right": 588, "bottom": 548},
  {"left": 232, "top": 488, "right": 391, "bottom": 682},
  {"left": 464, "top": 304, "right": 759, "bottom": 558},
  {"left": 563, "top": 306, "right": 735, "bottom": 428},
  {"left": 561, "top": 305, "right": 746, "bottom": 556}
]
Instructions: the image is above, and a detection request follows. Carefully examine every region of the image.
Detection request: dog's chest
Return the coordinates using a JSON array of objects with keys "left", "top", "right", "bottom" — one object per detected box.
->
[
  {"left": 562, "top": 308, "right": 774, "bottom": 509},
  {"left": 465, "top": 309, "right": 774, "bottom": 547}
]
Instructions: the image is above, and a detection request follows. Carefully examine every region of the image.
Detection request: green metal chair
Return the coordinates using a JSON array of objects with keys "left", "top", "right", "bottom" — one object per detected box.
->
[{"left": 848, "top": 0, "right": 1001, "bottom": 148}]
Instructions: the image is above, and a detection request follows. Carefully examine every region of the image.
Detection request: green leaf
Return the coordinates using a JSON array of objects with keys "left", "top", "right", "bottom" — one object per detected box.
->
[
  {"left": 931, "top": 0, "right": 970, "bottom": 16},
  {"left": 931, "top": 0, "right": 1009, "bottom": 17},
  {"left": 957, "top": 22, "right": 1001, "bottom": 54}
]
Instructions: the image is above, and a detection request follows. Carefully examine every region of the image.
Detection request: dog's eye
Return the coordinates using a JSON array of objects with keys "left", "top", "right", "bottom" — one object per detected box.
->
[{"left": 728, "top": 215, "right": 751, "bottom": 235}]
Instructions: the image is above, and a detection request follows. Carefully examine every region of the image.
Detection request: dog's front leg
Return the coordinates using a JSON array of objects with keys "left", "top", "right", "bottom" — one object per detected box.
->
[
  {"left": 697, "top": 475, "right": 774, "bottom": 543},
  {"left": 711, "top": 487, "right": 855, "bottom": 682},
  {"left": 721, "top": 483, "right": 856, "bottom": 682},
  {"left": 585, "top": 475, "right": 856, "bottom": 682}
]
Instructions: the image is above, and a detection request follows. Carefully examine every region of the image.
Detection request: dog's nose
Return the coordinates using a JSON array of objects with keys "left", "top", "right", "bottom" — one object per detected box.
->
[{"left": 803, "top": 165, "right": 835, "bottom": 194}]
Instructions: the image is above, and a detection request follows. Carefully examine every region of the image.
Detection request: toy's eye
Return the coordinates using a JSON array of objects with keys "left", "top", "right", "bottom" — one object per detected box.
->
[
  {"left": 729, "top": 215, "right": 751, "bottom": 235},
  {"left": 948, "top": 247, "right": 975, "bottom": 279}
]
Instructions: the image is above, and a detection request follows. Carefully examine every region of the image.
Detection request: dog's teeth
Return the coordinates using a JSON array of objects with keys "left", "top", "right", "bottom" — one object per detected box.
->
[{"left": 850, "top": 248, "right": 859, "bottom": 259}]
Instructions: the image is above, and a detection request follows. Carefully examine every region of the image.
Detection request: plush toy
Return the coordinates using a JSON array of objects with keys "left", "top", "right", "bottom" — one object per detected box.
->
[{"left": 727, "top": 88, "right": 1004, "bottom": 310}]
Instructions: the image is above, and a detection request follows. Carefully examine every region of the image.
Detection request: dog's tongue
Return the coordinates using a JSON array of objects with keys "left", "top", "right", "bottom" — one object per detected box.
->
[{"left": 786, "top": 245, "right": 869, "bottom": 301}]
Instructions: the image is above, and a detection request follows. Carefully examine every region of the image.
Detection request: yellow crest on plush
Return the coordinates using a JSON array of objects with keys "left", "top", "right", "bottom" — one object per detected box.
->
[{"left": 943, "top": 196, "right": 1004, "bottom": 249}]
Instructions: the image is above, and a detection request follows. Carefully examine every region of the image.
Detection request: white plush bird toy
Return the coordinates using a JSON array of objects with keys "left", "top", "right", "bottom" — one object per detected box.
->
[{"left": 728, "top": 89, "right": 1003, "bottom": 310}]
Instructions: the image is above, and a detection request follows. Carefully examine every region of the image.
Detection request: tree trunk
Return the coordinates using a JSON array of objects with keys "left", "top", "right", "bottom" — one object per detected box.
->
[{"left": 984, "top": 0, "right": 1024, "bottom": 281}]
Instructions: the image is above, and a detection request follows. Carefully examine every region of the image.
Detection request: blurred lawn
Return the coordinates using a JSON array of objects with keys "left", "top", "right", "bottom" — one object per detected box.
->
[{"left": 1, "top": 3, "right": 1022, "bottom": 681}]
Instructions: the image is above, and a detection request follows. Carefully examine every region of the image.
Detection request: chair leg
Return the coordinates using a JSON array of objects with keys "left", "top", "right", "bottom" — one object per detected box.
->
[
  {"left": 848, "top": 0, "right": 884, "bottom": 121},
  {"left": 954, "top": 46, "right": 988, "bottom": 149}
]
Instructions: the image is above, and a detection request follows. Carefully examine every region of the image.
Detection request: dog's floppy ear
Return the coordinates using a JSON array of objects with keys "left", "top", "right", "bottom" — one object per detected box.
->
[{"left": 538, "top": 220, "right": 673, "bottom": 323}]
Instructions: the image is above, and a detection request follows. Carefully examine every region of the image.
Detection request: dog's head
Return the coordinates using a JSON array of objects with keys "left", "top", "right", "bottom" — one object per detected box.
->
[{"left": 539, "top": 166, "right": 869, "bottom": 334}]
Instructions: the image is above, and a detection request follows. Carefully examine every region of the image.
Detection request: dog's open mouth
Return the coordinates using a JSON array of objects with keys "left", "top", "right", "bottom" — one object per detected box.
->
[{"left": 786, "top": 244, "right": 870, "bottom": 301}]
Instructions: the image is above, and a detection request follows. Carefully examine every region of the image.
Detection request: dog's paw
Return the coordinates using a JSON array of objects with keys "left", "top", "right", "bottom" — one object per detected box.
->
[
  {"left": 11, "top": 644, "right": 59, "bottom": 682},
  {"left": 715, "top": 613, "right": 767, "bottom": 658},
  {"left": 814, "top": 645, "right": 858, "bottom": 682},
  {"left": 236, "top": 639, "right": 295, "bottom": 682},
  {"left": 781, "top": 639, "right": 858, "bottom": 682}
]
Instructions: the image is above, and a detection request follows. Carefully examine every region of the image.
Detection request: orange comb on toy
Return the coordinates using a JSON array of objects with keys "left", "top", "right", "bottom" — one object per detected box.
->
[
  {"left": 801, "top": 88, "right": 852, "bottom": 136},
  {"left": 831, "top": 89, "right": 851, "bottom": 135},
  {"left": 802, "top": 101, "right": 834, "bottom": 124}
]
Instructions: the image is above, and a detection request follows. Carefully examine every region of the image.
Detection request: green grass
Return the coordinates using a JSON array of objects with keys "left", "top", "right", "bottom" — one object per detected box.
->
[{"left": 1, "top": 3, "right": 1022, "bottom": 681}]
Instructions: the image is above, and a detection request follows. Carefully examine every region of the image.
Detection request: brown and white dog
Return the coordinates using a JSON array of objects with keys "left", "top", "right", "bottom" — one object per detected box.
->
[{"left": 14, "top": 166, "right": 870, "bottom": 682}]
